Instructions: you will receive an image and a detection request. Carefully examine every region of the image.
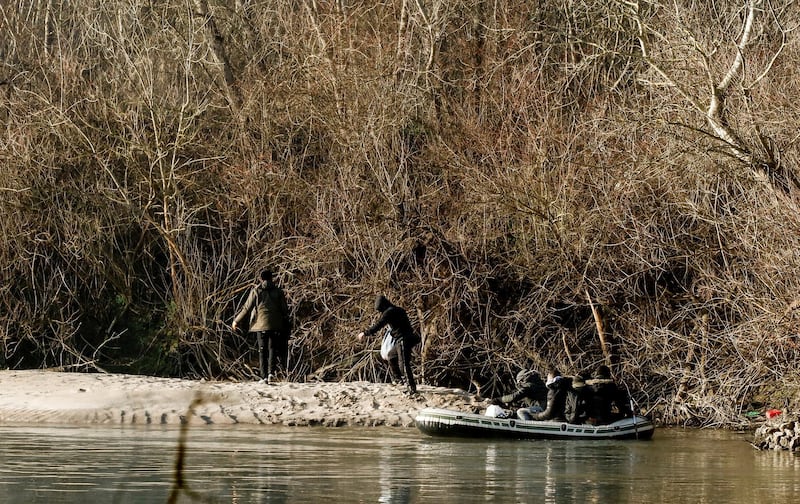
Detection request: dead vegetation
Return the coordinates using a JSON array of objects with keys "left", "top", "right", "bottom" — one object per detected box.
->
[{"left": 2, "top": 1, "right": 800, "bottom": 427}]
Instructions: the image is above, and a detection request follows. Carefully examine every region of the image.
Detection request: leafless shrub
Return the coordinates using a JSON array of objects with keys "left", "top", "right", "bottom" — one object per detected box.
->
[{"left": 1, "top": 1, "right": 800, "bottom": 426}]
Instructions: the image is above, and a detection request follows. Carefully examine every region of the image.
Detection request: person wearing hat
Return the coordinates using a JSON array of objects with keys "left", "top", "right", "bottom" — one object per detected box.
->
[
  {"left": 357, "top": 295, "right": 420, "bottom": 395},
  {"left": 586, "top": 365, "right": 632, "bottom": 424},
  {"left": 232, "top": 270, "right": 292, "bottom": 383}
]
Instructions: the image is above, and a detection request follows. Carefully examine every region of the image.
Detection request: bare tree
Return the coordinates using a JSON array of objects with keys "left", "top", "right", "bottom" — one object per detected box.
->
[
  {"left": 192, "top": 0, "right": 242, "bottom": 111},
  {"left": 621, "top": 0, "right": 800, "bottom": 203}
]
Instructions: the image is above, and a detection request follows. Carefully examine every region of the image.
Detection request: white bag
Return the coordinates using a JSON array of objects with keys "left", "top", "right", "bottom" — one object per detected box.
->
[
  {"left": 484, "top": 404, "right": 503, "bottom": 418},
  {"left": 379, "top": 327, "right": 396, "bottom": 360},
  {"left": 485, "top": 405, "right": 509, "bottom": 418}
]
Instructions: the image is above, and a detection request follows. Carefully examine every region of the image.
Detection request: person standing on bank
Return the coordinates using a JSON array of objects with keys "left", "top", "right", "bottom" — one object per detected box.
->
[
  {"left": 357, "top": 295, "right": 420, "bottom": 395},
  {"left": 232, "top": 270, "right": 291, "bottom": 383}
]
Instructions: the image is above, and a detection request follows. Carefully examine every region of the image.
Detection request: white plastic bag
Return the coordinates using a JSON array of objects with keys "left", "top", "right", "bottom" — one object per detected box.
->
[
  {"left": 379, "top": 327, "right": 395, "bottom": 360},
  {"left": 484, "top": 404, "right": 504, "bottom": 418}
]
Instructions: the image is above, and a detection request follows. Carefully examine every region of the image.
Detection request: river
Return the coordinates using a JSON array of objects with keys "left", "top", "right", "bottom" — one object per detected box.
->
[{"left": 0, "top": 423, "right": 797, "bottom": 503}]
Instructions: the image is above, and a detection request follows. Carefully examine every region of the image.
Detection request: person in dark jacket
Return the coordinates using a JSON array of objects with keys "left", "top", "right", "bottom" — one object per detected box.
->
[
  {"left": 563, "top": 373, "right": 591, "bottom": 424},
  {"left": 586, "top": 365, "right": 632, "bottom": 424},
  {"left": 232, "top": 270, "right": 291, "bottom": 383},
  {"left": 357, "top": 295, "right": 420, "bottom": 395},
  {"left": 494, "top": 369, "right": 548, "bottom": 410},
  {"left": 522, "top": 367, "right": 571, "bottom": 421}
]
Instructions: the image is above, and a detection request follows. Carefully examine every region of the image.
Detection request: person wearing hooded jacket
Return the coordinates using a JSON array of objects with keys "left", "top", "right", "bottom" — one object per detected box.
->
[
  {"left": 494, "top": 369, "right": 548, "bottom": 410},
  {"left": 563, "top": 373, "right": 591, "bottom": 424},
  {"left": 586, "top": 365, "right": 632, "bottom": 424},
  {"left": 232, "top": 270, "right": 291, "bottom": 383},
  {"left": 521, "top": 367, "right": 571, "bottom": 421},
  {"left": 357, "top": 295, "right": 420, "bottom": 395}
]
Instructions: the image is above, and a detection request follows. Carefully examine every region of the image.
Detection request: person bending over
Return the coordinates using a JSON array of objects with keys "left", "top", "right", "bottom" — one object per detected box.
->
[{"left": 357, "top": 295, "right": 420, "bottom": 395}]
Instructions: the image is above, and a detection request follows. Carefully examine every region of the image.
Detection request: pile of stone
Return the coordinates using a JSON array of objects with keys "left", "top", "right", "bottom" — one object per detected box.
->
[{"left": 753, "top": 415, "right": 800, "bottom": 451}]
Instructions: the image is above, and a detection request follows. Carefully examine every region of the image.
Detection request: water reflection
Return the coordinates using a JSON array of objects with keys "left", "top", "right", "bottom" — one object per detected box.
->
[
  {"left": 378, "top": 444, "right": 410, "bottom": 504},
  {"left": 0, "top": 425, "right": 796, "bottom": 503},
  {"left": 239, "top": 441, "right": 289, "bottom": 504},
  {"left": 544, "top": 445, "right": 556, "bottom": 503}
]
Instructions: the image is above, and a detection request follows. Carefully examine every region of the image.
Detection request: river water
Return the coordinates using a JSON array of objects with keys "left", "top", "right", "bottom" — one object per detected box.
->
[{"left": 0, "top": 423, "right": 798, "bottom": 503}]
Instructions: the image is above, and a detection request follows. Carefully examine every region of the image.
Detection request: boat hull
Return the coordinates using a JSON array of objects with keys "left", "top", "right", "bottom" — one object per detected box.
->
[{"left": 415, "top": 408, "right": 654, "bottom": 440}]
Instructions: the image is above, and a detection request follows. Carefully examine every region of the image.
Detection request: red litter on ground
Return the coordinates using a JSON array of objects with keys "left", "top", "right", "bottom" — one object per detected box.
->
[{"left": 766, "top": 409, "right": 782, "bottom": 419}]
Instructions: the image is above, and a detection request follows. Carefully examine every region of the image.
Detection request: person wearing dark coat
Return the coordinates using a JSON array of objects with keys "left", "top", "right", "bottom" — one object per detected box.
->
[
  {"left": 357, "top": 295, "right": 420, "bottom": 395},
  {"left": 586, "top": 365, "right": 632, "bottom": 424},
  {"left": 494, "top": 369, "right": 547, "bottom": 411},
  {"left": 520, "top": 367, "right": 571, "bottom": 421},
  {"left": 232, "top": 270, "right": 291, "bottom": 383},
  {"left": 564, "top": 374, "right": 591, "bottom": 424}
]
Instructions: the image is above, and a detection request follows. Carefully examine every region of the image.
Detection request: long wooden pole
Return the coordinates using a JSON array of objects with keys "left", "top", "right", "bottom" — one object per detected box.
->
[{"left": 586, "top": 289, "right": 612, "bottom": 367}]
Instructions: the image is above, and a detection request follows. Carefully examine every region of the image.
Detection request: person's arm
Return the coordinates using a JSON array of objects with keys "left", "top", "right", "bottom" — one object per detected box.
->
[
  {"left": 532, "top": 403, "right": 554, "bottom": 421},
  {"left": 364, "top": 309, "right": 392, "bottom": 337},
  {"left": 500, "top": 386, "right": 528, "bottom": 405},
  {"left": 232, "top": 288, "right": 256, "bottom": 331},
  {"left": 278, "top": 289, "right": 291, "bottom": 333},
  {"left": 614, "top": 385, "right": 633, "bottom": 416},
  {"left": 357, "top": 309, "right": 393, "bottom": 341}
]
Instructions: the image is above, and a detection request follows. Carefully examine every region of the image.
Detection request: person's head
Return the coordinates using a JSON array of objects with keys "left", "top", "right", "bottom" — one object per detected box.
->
[
  {"left": 545, "top": 366, "right": 561, "bottom": 382},
  {"left": 594, "top": 365, "right": 611, "bottom": 379},
  {"left": 374, "top": 295, "right": 391, "bottom": 312},
  {"left": 516, "top": 369, "right": 540, "bottom": 385},
  {"left": 260, "top": 270, "right": 274, "bottom": 282}
]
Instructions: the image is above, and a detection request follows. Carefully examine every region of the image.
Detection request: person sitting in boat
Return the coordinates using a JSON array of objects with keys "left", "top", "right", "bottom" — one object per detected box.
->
[
  {"left": 492, "top": 369, "right": 547, "bottom": 411},
  {"left": 586, "top": 365, "right": 632, "bottom": 424},
  {"left": 518, "top": 367, "right": 571, "bottom": 421},
  {"left": 564, "top": 373, "right": 591, "bottom": 424}
]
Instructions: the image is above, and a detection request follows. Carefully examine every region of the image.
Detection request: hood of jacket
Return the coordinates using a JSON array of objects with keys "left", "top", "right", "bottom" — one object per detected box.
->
[
  {"left": 516, "top": 369, "right": 541, "bottom": 386},
  {"left": 374, "top": 295, "right": 392, "bottom": 312}
]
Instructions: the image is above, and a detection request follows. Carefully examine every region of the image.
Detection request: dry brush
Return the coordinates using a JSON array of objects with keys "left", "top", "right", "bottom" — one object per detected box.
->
[{"left": 1, "top": 0, "right": 800, "bottom": 426}]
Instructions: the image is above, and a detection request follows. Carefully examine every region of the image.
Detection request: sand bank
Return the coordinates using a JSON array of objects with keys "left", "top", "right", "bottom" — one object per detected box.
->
[{"left": 0, "top": 370, "right": 487, "bottom": 427}]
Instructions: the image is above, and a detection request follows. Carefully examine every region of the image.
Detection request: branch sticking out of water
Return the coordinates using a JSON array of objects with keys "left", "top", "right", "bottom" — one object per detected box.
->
[{"left": 167, "top": 393, "right": 212, "bottom": 504}]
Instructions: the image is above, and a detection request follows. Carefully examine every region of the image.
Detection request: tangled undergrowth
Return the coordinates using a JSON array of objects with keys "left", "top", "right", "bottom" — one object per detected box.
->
[{"left": 2, "top": 1, "right": 800, "bottom": 427}]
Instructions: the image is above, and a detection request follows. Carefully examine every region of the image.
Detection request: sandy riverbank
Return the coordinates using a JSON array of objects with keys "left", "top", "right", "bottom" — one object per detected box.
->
[{"left": 0, "top": 370, "right": 488, "bottom": 427}]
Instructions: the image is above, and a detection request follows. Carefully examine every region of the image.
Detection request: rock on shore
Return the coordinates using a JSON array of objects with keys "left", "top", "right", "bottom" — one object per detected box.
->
[
  {"left": 0, "top": 370, "right": 488, "bottom": 427},
  {"left": 752, "top": 416, "right": 800, "bottom": 451}
]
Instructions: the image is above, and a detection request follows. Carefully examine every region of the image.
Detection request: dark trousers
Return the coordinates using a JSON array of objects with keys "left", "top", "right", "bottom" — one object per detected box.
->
[
  {"left": 387, "top": 338, "right": 416, "bottom": 393},
  {"left": 256, "top": 330, "right": 287, "bottom": 379}
]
